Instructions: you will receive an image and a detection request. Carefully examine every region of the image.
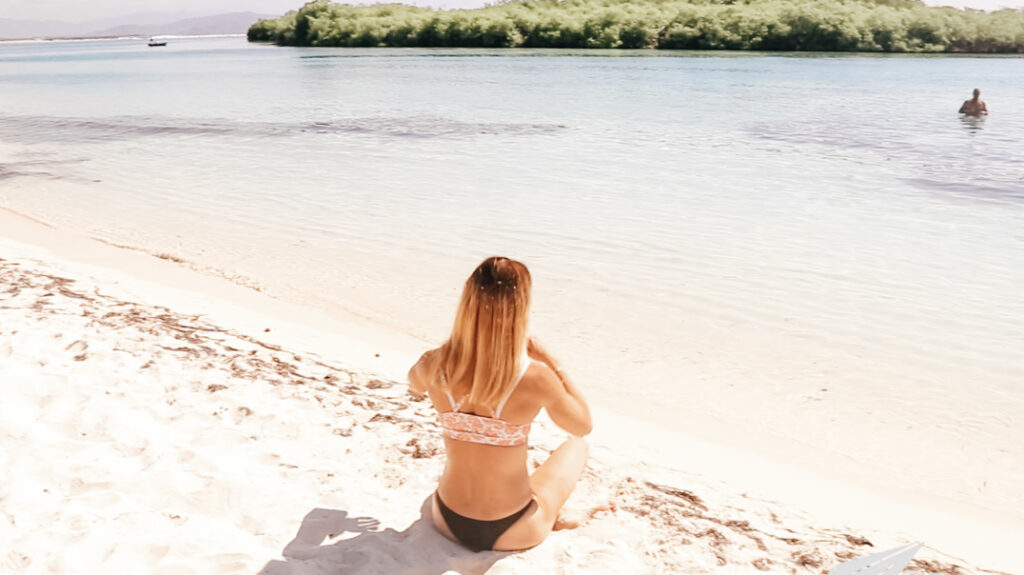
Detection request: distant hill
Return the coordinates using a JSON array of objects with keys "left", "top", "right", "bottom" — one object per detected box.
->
[
  {"left": 0, "top": 19, "right": 78, "bottom": 39},
  {"left": 0, "top": 12, "right": 274, "bottom": 40},
  {"left": 87, "top": 12, "right": 274, "bottom": 37}
]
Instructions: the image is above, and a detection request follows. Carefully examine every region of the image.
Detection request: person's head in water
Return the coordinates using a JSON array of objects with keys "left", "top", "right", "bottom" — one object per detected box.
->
[
  {"left": 443, "top": 257, "right": 532, "bottom": 407},
  {"left": 973, "top": 88, "right": 981, "bottom": 100}
]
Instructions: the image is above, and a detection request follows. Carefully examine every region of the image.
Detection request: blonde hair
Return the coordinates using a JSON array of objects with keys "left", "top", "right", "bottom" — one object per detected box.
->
[{"left": 440, "top": 256, "right": 532, "bottom": 409}]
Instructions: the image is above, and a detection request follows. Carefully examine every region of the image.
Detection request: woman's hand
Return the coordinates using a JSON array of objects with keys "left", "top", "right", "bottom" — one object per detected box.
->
[{"left": 527, "top": 336, "right": 559, "bottom": 371}]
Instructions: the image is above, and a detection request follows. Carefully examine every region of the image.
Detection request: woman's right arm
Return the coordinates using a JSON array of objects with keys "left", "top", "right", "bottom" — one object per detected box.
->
[
  {"left": 528, "top": 338, "right": 592, "bottom": 437},
  {"left": 543, "top": 366, "right": 592, "bottom": 437}
]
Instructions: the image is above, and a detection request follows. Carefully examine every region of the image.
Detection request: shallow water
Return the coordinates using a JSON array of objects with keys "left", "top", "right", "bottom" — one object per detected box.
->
[{"left": 1, "top": 37, "right": 1022, "bottom": 519}]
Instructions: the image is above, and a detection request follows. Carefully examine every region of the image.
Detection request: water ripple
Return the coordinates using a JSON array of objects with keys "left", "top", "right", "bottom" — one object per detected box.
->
[{"left": 0, "top": 114, "right": 567, "bottom": 144}]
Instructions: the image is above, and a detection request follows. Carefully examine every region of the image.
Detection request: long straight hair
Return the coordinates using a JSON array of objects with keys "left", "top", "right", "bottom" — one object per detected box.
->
[{"left": 440, "top": 257, "right": 532, "bottom": 409}]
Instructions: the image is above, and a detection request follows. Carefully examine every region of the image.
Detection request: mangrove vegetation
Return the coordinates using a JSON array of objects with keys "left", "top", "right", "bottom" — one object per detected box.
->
[{"left": 247, "top": 0, "right": 1024, "bottom": 52}]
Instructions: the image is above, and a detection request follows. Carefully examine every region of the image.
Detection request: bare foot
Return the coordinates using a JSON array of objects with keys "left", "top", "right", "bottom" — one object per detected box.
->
[
  {"left": 553, "top": 502, "right": 617, "bottom": 531},
  {"left": 552, "top": 515, "right": 579, "bottom": 531}
]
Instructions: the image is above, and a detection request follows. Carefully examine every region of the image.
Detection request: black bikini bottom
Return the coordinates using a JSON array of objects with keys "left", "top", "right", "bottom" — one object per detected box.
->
[{"left": 435, "top": 491, "right": 534, "bottom": 552}]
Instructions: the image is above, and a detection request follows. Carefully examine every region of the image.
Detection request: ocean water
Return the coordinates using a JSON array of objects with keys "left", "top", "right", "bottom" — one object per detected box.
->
[{"left": 1, "top": 36, "right": 1022, "bottom": 518}]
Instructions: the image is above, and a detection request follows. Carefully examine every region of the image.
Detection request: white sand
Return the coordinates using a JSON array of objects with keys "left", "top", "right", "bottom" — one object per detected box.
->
[{"left": 1, "top": 210, "right": 1020, "bottom": 574}]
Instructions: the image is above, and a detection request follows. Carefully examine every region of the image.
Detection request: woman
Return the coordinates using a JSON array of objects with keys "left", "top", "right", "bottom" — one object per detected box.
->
[{"left": 408, "top": 256, "right": 592, "bottom": 552}]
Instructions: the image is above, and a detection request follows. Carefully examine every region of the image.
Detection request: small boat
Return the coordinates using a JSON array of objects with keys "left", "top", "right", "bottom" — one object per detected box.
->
[{"left": 147, "top": 37, "right": 167, "bottom": 47}]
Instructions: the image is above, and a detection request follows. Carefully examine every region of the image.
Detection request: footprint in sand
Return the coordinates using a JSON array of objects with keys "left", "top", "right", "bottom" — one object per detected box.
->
[
  {"left": 65, "top": 340, "right": 88, "bottom": 361},
  {"left": 104, "top": 544, "right": 171, "bottom": 570},
  {"left": 112, "top": 436, "right": 148, "bottom": 457},
  {"left": 155, "top": 564, "right": 196, "bottom": 575},
  {"left": 61, "top": 515, "right": 92, "bottom": 539},
  {"left": 67, "top": 477, "right": 116, "bottom": 496},
  {"left": 1, "top": 550, "right": 31, "bottom": 571},
  {"left": 72, "top": 489, "right": 122, "bottom": 508},
  {"left": 200, "top": 553, "right": 251, "bottom": 573}
]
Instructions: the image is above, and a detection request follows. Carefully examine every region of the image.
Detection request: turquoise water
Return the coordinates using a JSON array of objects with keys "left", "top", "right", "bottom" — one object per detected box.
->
[{"left": 2, "top": 36, "right": 1023, "bottom": 517}]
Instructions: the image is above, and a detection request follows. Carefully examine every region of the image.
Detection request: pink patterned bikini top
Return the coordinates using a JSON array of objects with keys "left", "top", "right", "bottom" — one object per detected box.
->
[{"left": 438, "top": 357, "right": 533, "bottom": 447}]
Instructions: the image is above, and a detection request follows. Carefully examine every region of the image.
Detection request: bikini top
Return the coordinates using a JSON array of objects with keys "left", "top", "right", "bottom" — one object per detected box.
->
[{"left": 438, "top": 355, "right": 533, "bottom": 447}]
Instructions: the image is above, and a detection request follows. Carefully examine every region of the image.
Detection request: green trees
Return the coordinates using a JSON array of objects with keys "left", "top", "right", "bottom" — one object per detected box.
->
[{"left": 246, "top": 0, "right": 1024, "bottom": 53}]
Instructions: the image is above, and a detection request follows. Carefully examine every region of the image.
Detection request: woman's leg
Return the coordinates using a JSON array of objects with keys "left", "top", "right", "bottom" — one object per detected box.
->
[{"left": 492, "top": 436, "right": 589, "bottom": 551}]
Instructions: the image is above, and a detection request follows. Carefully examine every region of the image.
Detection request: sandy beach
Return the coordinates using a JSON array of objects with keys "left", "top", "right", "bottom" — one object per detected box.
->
[{"left": 1, "top": 208, "right": 1021, "bottom": 574}]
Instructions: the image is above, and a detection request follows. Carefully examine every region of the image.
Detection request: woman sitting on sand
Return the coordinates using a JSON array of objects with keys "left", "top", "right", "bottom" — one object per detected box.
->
[{"left": 408, "top": 256, "right": 592, "bottom": 552}]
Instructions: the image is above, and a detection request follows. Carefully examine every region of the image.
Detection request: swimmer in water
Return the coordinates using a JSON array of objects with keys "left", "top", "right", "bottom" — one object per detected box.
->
[{"left": 959, "top": 88, "right": 988, "bottom": 116}]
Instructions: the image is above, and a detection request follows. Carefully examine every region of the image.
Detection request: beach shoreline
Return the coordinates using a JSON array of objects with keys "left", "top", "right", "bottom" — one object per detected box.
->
[
  {"left": 2, "top": 207, "right": 1021, "bottom": 573},
  {"left": 3, "top": 36, "right": 1023, "bottom": 538}
]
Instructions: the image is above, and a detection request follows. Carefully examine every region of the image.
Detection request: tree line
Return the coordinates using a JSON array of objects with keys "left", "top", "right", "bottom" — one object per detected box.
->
[{"left": 247, "top": 0, "right": 1024, "bottom": 52}]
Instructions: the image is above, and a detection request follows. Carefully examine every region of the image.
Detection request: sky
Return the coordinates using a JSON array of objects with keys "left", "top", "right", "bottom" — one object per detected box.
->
[{"left": 2, "top": 0, "right": 1022, "bottom": 23}]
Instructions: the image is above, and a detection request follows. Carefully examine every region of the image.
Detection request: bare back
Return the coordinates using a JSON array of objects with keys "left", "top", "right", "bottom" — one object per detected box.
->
[
  {"left": 408, "top": 337, "right": 592, "bottom": 550},
  {"left": 409, "top": 344, "right": 591, "bottom": 512},
  {"left": 417, "top": 351, "right": 544, "bottom": 518}
]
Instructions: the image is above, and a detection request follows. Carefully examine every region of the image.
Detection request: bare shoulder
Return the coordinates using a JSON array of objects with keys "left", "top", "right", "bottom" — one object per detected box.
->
[
  {"left": 408, "top": 347, "right": 443, "bottom": 395},
  {"left": 522, "top": 360, "right": 562, "bottom": 401},
  {"left": 418, "top": 347, "right": 443, "bottom": 365}
]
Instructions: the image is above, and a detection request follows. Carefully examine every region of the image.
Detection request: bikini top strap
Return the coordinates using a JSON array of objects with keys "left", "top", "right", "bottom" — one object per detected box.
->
[
  {"left": 439, "top": 370, "right": 460, "bottom": 411},
  {"left": 493, "top": 357, "right": 532, "bottom": 419}
]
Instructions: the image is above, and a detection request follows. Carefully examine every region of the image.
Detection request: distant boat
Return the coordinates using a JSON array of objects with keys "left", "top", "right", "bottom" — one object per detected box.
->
[{"left": 147, "top": 37, "right": 167, "bottom": 47}]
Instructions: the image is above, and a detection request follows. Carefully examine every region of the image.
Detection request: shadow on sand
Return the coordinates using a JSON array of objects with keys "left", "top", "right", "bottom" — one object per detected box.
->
[{"left": 257, "top": 496, "right": 507, "bottom": 575}]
